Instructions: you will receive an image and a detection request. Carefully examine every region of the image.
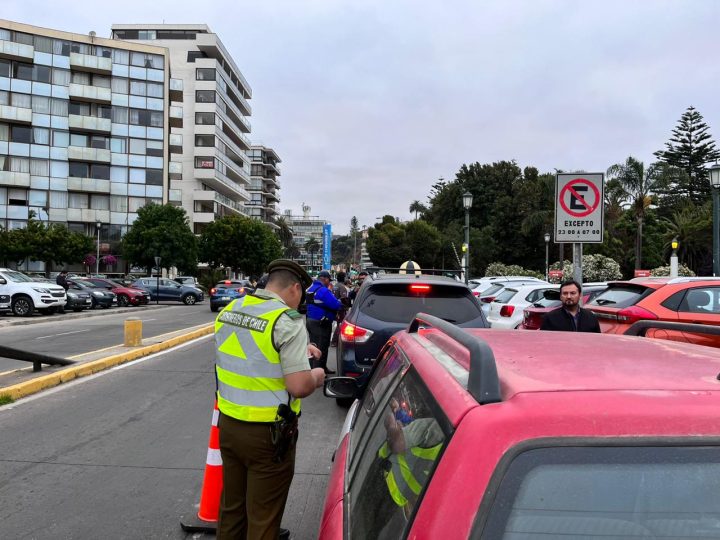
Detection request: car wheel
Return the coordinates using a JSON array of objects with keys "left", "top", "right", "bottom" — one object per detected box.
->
[
  {"left": 90, "top": 298, "right": 97, "bottom": 309},
  {"left": 117, "top": 294, "right": 129, "bottom": 307},
  {"left": 12, "top": 296, "right": 34, "bottom": 317},
  {"left": 183, "top": 294, "right": 198, "bottom": 305},
  {"left": 210, "top": 305, "right": 219, "bottom": 313}
]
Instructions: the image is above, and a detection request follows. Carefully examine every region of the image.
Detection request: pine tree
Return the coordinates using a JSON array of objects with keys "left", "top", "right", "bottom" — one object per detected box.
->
[{"left": 654, "top": 106, "right": 720, "bottom": 203}]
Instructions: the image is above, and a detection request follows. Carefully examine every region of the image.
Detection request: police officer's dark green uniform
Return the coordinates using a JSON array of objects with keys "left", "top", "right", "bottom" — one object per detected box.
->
[{"left": 216, "top": 260, "right": 324, "bottom": 540}]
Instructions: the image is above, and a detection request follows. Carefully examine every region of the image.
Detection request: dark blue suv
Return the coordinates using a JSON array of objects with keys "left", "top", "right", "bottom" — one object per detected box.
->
[
  {"left": 210, "top": 279, "right": 254, "bottom": 312},
  {"left": 336, "top": 274, "right": 487, "bottom": 400}
]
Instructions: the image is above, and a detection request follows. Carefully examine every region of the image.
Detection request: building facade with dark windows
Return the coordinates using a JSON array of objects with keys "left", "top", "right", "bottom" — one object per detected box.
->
[
  {"left": 111, "top": 24, "right": 253, "bottom": 235},
  {"left": 248, "top": 145, "right": 280, "bottom": 230},
  {"left": 0, "top": 19, "right": 170, "bottom": 273}
]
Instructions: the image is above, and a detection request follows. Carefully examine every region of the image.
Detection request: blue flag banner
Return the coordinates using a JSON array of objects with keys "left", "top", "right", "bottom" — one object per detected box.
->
[{"left": 323, "top": 224, "right": 332, "bottom": 270}]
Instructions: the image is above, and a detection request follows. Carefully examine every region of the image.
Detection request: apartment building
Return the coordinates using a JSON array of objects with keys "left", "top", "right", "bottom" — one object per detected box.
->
[
  {"left": 284, "top": 205, "right": 327, "bottom": 273},
  {"left": 111, "top": 24, "right": 253, "bottom": 234},
  {"left": 247, "top": 145, "right": 280, "bottom": 229},
  {"left": 0, "top": 19, "right": 170, "bottom": 271}
]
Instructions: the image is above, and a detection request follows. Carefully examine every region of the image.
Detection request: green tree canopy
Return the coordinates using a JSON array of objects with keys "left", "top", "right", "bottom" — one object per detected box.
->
[
  {"left": 654, "top": 106, "right": 720, "bottom": 204},
  {"left": 121, "top": 203, "right": 198, "bottom": 273},
  {"left": 199, "top": 215, "right": 282, "bottom": 276}
]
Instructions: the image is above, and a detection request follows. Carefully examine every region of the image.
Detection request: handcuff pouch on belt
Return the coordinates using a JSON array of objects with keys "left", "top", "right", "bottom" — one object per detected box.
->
[{"left": 271, "top": 399, "right": 299, "bottom": 463}]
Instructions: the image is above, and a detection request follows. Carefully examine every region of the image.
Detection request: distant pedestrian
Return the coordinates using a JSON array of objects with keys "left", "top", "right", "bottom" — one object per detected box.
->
[
  {"left": 306, "top": 270, "right": 343, "bottom": 374},
  {"left": 540, "top": 280, "right": 601, "bottom": 332},
  {"left": 56, "top": 270, "right": 69, "bottom": 313},
  {"left": 349, "top": 270, "right": 369, "bottom": 304},
  {"left": 330, "top": 272, "right": 349, "bottom": 346}
]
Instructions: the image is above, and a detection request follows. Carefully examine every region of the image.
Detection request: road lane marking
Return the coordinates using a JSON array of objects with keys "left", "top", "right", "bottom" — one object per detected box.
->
[
  {"left": 141, "top": 318, "right": 156, "bottom": 322},
  {"left": 2, "top": 334, "right": 213, "bottom": 408},
  {"left": 36, "top": 329, "right": 91, "bottom": 340}
]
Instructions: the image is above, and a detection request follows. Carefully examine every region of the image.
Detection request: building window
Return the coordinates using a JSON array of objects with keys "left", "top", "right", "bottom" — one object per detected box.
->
[
  {"left": 146, "top": 140, "right": 163, "bottom": 157},
  {"left": 195, "top": 112, "right": 215, "bottom": 125},
  {"left": 69, "top": 162, "right": 89, "bottom": 178},
  {"left": 195, "top": 90, "right": 215, "bottom": 103},
  {"left": 195, "top": 157, "right": 215, "bottom": 169},
  {"left": 129, "top": 138, "right": 146, "bottom": 155},
  {"left": 12, "top": 62, "right": 33, "bottom": 81},
  {"left": 146, "top": 168, "right": 162, "bottom": 185},
  {"left": 90, "top": 194, "right": 110, "bottom": 210},
  {"left": 187, "top": 51, "right": 206, "bottom": 63},
  {"left": 8, "top": 188, "right": 28, "bottom": 206},
  {"left": 195, "top": 135, "right": 215, "bottom": 148},
  {"left": 68, "top": 192, "right": 89, "bottom": 209},
  {"left": 10, "top": 125, "right": 32, "bottom": 144},
  {"left": 196, "top": 68, "right": 215, "bottom": 81},
  {"left": 52, "top": 130, "right": 69, "bottom": 148}
]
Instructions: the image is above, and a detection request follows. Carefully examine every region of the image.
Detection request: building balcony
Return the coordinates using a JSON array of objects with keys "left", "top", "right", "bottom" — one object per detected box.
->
[
  {"left": 194, "top": 166, "right": 250, "bottom": 202},
  {"left": 68, "top": 83, "right": 112, "bottom": 104},
  {"left": 68, "top": 146, "right": 111, "bottom": 163},
  {"left": 195, "top": 33, "right": 252, "bottom": 98},
  {"left": 0, "top": 170, "right": 30, "bottom": 187},
  {"left": 215, "top": 108, "right": 251, "bottom": 150},
  {"left": 169, "top": 105, "right": 183, "bottom": 128},
  {"left": 67, "top": 177, "right": 111, "bottom": 193},
  {"left": 168, "top": 161, "right": 183, "bottom": 180},
  {"left": 0, "top": 104, "right": 32, "bottom": 124},
  {"left": 67, "top": 208, "right": 110, "bottom": 223},
  {"left": 69, "top": 52, "right": 112, "bottom": 74},
  {"left": 193, "top": 189, "right": 244, "bottom": 215},
  {"left": 192, "top": 211, "right": 215, "bottom": 224},
  {"left": 0, "top": 40, "right": 34, "bottom": 62},
  {"left": 68, "top": 114, "right": 112, "bottom": 133},
  {"left": 169, "top": 78, "right": 183, "bottom": 102},
  {"left": 169, "top": 133, "right": 183, "bottom": 153}
]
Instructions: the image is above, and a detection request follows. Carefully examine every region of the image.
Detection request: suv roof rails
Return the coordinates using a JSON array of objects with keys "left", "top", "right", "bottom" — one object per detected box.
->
[
  {"left": 365, "top": 266, "right": 462, "bottom": 277},
  {"left": 624, "top": 320, "right": 720, "bottom": 338},
  {"left": 408, "top": 312, "right": 501, "bottom": 405}
]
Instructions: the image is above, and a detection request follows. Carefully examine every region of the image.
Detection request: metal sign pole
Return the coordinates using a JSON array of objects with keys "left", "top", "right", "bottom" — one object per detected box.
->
[{"left": 573, "top": 243, "right": 583, "bottom": 286}]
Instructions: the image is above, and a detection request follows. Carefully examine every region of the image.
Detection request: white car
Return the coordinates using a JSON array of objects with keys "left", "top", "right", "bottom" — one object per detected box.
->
[
  {"left": 476, "top": 279, "right": 550, "bottom": 316},
  {"left": 486, "top": 283, "right": 559, "bottom": 329},
  {"left": 0, "top": 268, "right": 67, "bottom": 316}
]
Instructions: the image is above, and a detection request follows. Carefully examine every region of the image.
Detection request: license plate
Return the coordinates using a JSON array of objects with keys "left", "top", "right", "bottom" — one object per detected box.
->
[
  {"left": 85, "top": 299, "right": 91, "bottom": 304},
  {"left": 221, "top": 296, "right": 230, "bottom": 300}
]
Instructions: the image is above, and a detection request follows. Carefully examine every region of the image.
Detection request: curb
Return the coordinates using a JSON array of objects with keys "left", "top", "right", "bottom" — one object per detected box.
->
[
  {"left": 0, "top": 323, "right": 214, "bottom": 402},
  {"left": 0, "top": 304, "right": 174, "bottom": 328}
]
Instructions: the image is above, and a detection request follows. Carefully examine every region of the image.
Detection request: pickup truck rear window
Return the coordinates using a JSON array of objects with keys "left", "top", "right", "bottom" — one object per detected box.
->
[
  {"left": 359, "top": 284, "right": 482, "bottom": 324},
  {"left": 478, "top": 445, "right": 720, "bottom": 539}
]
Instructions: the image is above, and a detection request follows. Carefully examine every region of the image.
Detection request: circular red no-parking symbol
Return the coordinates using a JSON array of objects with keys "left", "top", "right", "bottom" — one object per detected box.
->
[{"left": 559, "top": 178, "right": 600, "bottom": 218}]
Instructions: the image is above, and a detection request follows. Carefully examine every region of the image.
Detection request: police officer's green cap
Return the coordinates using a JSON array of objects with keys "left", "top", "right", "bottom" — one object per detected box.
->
[{"left": 267, "top": 259, "right": 312, "bottom": 289}]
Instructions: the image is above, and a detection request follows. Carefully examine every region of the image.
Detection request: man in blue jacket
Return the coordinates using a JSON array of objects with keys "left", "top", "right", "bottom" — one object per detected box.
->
[{"left": 306, "top": 270, "right": 343, "bottom": 374}]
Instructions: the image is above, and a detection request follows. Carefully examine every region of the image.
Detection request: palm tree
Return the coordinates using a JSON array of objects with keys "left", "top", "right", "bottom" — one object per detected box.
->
[
  {"left": 274, "top": 216, "right": 294, "bottom": 251},
  {"left": 409, "top": 200, "right": 427, "bottom": 220},
  {"left": 606, "top": 157, "right": 662, "bottom": 269},
  {"left": 304, "top": 238, "right": 320, "bottom": 270}
]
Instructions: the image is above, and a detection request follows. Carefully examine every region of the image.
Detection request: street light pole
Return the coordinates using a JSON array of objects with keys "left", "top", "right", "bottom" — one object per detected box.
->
[
  {"left": 154, "top": 256, "right": 161, "bottom": 305},
  {"left": 95, "top": 221, "right": 101, "bottom": 275},
  {"left": 544, "top": 232, "right": 551, "bottom": 281},
  {"left": 462, "top": 191, "right": 473, "bottom": 285},
  {"left": 708, "top": 163, "right": 720, "bottom": 276},
  {"left": 670, "top": 237, "right": 679, "bottom": 278}
]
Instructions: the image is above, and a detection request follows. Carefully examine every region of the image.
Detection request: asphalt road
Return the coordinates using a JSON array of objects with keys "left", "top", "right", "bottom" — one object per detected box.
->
[
  {"left": 0, "top": 305, "right": 217, "bottom": 372},
  {"left": 0, "top": 337, "right": 347, "bottom": 539}
]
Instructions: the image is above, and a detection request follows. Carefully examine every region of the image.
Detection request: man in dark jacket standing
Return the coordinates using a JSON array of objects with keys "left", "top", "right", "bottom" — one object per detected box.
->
[
  {"left": 56, "top": 270, "right": 70, "bottom": 313},
  {"left": 540, "top": 279, "right": 601, "bottom": 332},
  {"left": 306, "top": 270, "right": 343, "bottom": 373}
]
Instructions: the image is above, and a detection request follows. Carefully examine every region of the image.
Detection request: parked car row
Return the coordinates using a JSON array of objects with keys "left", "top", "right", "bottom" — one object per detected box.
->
[{"left": 0, "top": 268, "right": 207, "bottom": 317}]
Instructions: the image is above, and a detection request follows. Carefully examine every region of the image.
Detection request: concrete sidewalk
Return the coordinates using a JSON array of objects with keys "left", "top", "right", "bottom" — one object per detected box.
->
[
  {"left": 0, "top": 322, "right": 213, "bottom": 402},
  {"left": 0, "top": 303, "right": 173, "bottom": 328}
]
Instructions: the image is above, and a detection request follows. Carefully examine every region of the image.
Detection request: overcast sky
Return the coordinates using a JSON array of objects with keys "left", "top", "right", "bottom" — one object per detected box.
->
[{"left": 5, "top": 0, "right": 720, "bottom": 234}]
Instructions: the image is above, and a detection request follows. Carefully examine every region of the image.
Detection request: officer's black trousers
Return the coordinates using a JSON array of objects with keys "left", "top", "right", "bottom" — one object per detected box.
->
[{"left": 306, "top": 318, "right": 332, "bottom": 371}]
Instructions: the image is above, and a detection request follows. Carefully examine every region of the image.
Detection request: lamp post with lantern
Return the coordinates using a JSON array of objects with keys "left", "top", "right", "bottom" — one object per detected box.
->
[
  {"left": 462, "top": 191, "right": 473, "bottom": 285},
  {"left": 544, "top": 232, "right": 551, "bottom": 281},
  {"left": 708, "top": 162, "right": 720, "bottom": 276},
  {"left": 670, "top": 237, "right": 679, "bottom": 278}
]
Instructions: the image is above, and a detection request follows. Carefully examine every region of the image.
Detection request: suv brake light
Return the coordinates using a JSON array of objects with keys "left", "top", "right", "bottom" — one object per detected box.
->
[
  {"left": 409, "top": 284, "right": 431, "bottom": 293},
  {"left": 481, "top": 296, "right": 495, "bottom": 303},
  {"left": 616, "top": 306, "right": 658, "bottom": 324},
  {"left": 500, "top": 305, "right": 515, "bottom": 317},
  {"left": 340, "top": 320, "right": 374, "bottom": 343},
  {"left": 210, "top": 288, "right": 217, "bottom": 295}
]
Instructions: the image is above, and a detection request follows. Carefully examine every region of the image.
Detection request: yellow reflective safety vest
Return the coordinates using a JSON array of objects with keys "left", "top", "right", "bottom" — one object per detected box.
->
[
  {"left": 378, "top": 441, "right": 442, "bottom": 506},
  {"left": 214, "top": 294, "right": 301, "bottom": 422}
]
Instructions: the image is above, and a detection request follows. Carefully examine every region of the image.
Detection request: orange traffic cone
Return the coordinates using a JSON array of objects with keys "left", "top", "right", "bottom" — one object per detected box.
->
[{"left": 180, "top": 400, "right": 224, "bottom": 533}]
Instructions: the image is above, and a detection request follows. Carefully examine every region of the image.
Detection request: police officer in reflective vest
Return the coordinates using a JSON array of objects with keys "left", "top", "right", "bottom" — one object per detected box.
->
[
  {"left": 378, "top": 413, "right": 444, "bottom": 513},
  {"left": 215, "top": 259, "right": 325, "bottom": 540}
]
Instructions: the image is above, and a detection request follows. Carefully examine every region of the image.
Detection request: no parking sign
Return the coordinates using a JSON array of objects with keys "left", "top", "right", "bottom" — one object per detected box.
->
[{"left": 554, "top": 173, "right": 604, "bottom": 243}]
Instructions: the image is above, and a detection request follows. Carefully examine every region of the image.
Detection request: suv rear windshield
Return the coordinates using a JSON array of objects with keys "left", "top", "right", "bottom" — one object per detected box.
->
[
  {"left": 359, "top": 283, "right": 481, "bottom": 324},
  {"left": 494, "top": 289, "right": 518, "bottom": 304},
  {"left": 479, "top": 445, "right": 720, "bottom": 539},
  {"left": 588, "top": 284, "right": 652, "bottom": 309}
]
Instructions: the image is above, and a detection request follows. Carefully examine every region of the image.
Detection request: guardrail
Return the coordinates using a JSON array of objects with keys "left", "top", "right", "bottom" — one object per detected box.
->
[
  {"left": 0, "top": 345, "right": 74, "bottom": 372},
  {"left": 624, "top": 320, "right": 720, "bottom": 337}
]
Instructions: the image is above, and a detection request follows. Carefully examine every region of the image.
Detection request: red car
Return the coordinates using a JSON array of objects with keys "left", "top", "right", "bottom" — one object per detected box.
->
[
  {"left": 320, "top": 314, "right": 720, "bottom": 539},
  {"left": 84, "top": 277, "right": 150, "bottom": 307}
]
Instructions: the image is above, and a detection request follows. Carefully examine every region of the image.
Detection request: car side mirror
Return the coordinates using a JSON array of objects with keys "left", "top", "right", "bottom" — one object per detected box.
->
[
  {"left": 0, "top": 278, "right": 6, "bottom": 285},
  {"left": 324, "top": 377, "right": 360, "bottom": 399}
]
